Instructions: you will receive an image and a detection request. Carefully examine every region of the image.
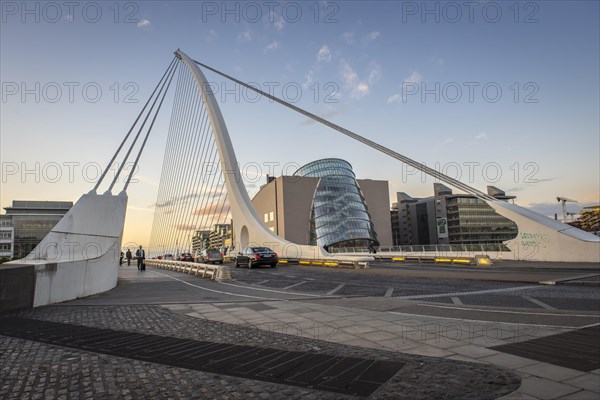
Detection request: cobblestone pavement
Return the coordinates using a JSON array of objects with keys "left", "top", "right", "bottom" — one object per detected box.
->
[{"left": 1, "top": 305, "right": 519, "bottom": 399}]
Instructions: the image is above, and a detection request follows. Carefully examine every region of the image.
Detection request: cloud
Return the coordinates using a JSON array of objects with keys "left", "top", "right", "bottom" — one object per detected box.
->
[
  {"left": 388, "top": 71, "right": 422, "bottom": 104},
  {"left": 368, "top": 62, "right": 382, "bottom": 84},
  {"left": 237, "top": 30, "right": 253, "bottom": 43},
  {"left": 432, "top": 56, "right": 445, "bottom": 66},
  {"left": 362, "top": 31, "right": 380, "bottom": 45},
  {"left": 388, "top": 94, "right": 401, "bottom": 104},
  {"left": 317, "top": 45, "right": 332, "bottom": 62},
  {"left": 137, "top": 19, "right": 151, "bottom": 29},
  {"left": 339, "top": 59, "right": 370, "bottom": 99},
  {"left": 475, "top": 132, "right": 488, "bottom": 140},
  {"left": 404, "top": 71, "right": 423, "bottom": 84},
  {"left": 270, "top": 11, "right": 285, "bottom": 30},
  {"left": 357, "top": 83, "right": 369, "bottom": 95},
  {"left": 265, "top": 40, "right": 280, "bottom": 51},
  {"left": 342, "top": 32, "right": 355, "bottom": 44},
  {"left": 206, "top": 29, "right": 219, "bottom": 43}
]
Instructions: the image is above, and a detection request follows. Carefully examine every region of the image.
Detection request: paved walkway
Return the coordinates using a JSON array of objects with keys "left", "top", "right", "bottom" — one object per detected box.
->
[
  {"left": 1, "top": 265, "right": 599, "bottom": 399},
  {"left": 164, "top": 298, "right": 600, "bottom": 400}
]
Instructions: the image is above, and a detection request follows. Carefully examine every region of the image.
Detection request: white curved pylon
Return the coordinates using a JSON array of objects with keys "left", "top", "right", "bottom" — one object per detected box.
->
[{"left": 176, "top": 50, "right": 326, "bottom": 259}]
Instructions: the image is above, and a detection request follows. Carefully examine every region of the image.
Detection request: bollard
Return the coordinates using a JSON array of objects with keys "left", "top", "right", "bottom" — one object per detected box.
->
[{"left": 212, "top": 266, "right": 231, "bottom": 282}]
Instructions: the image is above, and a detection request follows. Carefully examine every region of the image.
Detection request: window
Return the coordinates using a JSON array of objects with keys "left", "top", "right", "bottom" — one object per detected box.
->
[
  {"left": 269, "top": 212, "right": 274, "bottom": 222},
  {"left": 264, "top": 213, "right": 269, "bottom": 223}
]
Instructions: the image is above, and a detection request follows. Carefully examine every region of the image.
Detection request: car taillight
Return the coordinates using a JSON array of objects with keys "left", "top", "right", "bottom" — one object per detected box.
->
[
  {"left": 255, "top": 254, "right": 261, "bottom": 259},
  {"left": 220, "top": 253, "right": 223, "bottom": 257},
  {"left": 274, "top": 253, "right": 278, "bottom": 258}
]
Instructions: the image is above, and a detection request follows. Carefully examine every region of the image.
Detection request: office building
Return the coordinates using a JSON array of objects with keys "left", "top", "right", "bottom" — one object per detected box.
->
[
  {"left": 2, "top": 200, "right": 73, "bottom": 259},
  {"left": 392, "top": 184, "right": 518, "bottom": 245},
  {"left": 252, "top": 158, "right": 392, "bottom": 250}
]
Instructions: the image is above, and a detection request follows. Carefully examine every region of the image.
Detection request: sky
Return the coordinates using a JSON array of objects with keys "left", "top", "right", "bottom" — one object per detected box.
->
[{"left": 1, "top": 0, "right": 599, "bottom": 248}]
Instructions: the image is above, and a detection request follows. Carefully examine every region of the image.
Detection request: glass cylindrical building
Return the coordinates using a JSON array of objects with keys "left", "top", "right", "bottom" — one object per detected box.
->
[{"left": 294, "top": 159, "right": 378, "bottom": 250}]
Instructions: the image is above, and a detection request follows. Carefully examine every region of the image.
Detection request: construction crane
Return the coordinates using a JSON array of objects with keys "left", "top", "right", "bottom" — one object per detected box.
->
[{"left": 557, "top": 197, "right": 578, "bottom": 223}]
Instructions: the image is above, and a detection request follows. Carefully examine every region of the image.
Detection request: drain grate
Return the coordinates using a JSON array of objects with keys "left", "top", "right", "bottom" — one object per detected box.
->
[
  {"left": 491, "top": 325, "right": 600, "bottom": 372},
  {"left": 0, "top": 317, "right": 405, "bottom": 397}
]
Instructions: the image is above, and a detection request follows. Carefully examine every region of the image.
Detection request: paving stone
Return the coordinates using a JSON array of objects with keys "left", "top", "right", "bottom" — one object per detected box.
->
[
  {"left": 519, "top": 376, "right": 581, "bottom": 400},
  {"left": 448, "top": 344, "right": 500, "bottom": 359},
  {"left": 517, "top": 363, "right": 585, "bottom": 382},
  {"left": 479, "top": 353, "right": 540, "bottom": 370},
  {"left": 557, "top": 390, "right": 600, "bottom": 399},
  {"left": 1, "top": 305, "right": 521, "bottom": 400},
  {"left": 563, "top": 374, "right": 600, "bottom": 393}
]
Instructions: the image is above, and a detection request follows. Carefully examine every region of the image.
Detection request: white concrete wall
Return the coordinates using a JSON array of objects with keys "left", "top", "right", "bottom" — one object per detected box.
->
[
  {"left": 489, "top": 201, "right": 600, "bottom": 262},
  {"left": 7, "top": 190, "right": 127, "bottom": 306}
]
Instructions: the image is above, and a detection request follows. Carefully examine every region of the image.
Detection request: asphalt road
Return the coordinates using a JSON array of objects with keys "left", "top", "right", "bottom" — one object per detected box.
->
[{"left": 229, "top": 261, "right": 600, "bottom": 312}]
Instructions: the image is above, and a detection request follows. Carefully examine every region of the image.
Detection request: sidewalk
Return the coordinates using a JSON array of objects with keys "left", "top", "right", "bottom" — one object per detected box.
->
[
  {"left": 164, "top": 298, "right": 600, "bottom": 400},
  {"left": 1, "top": 265, "right": 599, "bottom": 399}
]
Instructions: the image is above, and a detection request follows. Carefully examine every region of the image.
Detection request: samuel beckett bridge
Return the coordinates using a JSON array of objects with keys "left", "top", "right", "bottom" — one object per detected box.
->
[{"left": 2, "top": 49, "right": 599, "bottom": 310}]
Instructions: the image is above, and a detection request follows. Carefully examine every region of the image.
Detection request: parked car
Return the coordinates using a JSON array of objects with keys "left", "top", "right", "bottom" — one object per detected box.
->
[
  {"left": 180, "top": 252, "right": 193, "bottom": 262},
  {"left": 195, "top": 249, "right": 224, "bottom": 264},
  {"left": 163, "top": 254, "right": 174, "bottom": 260},
  {"left": 235, "top": 247, "right": 278, "bottom": 268}
]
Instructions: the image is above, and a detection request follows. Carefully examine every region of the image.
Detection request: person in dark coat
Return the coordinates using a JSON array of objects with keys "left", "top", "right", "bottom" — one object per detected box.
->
[
  {"left": 135, "top": 246, "right": 145, "bottom": 270},
  {"left": 120, "top": 251, "right": 124, "bottom": 265},
  {"left": 126, "top": 249, "right": 132, "bottom": 266}
]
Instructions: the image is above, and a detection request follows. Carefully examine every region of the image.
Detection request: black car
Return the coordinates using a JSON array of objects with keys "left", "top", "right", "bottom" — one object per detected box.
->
[
  {"left": 235, "top": 247, "right": 278, "bottom": 268},
  {"left": 180, "top": 252, "right": 193, "bottom": 262}
]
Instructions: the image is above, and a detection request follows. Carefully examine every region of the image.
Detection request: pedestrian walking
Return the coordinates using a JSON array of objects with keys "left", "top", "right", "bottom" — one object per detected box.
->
[
  {"left": 136, "top": 246, "right": 145, "bottom": 271},
  {"left": 126, "top": 248, "right": 132, "bottom": 266},
  {"left": 119, "top": 251, "right": 124, "bottom": 265}
]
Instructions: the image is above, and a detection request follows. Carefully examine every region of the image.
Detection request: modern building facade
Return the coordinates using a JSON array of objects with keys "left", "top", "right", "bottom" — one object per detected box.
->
[
  {"left": 392, "top": 184, "right": 518, "bottom": 245},
  {"left": 252, "top": 159, "right": 392, "bottom": 250},
  {"left": 0, "top": 215, "right": 14, "bottom": 259},
  {"left": 191, "top": 224, "right": 232, "bottom": 253},
  {"left": 2, "top": 200, "right": 73, "bottom": 259}
]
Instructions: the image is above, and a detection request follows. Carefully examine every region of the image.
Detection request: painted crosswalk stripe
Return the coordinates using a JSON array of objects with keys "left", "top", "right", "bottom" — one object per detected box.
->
[
  {"left": 327, "top": 283, "right": 346, "bottom": 295},
  {"left": 522, "top": 295, "right": 556, "bottom": 310},
  {"left": 392, "top": 285, "right": 541, "bottom": 300},
  {"left": 283, "top": 281, "right": 308, "bottom": 290}
]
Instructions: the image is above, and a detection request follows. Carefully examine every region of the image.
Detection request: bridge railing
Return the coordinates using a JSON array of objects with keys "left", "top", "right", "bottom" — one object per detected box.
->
[
  {"left": 145, "top": 259, "right": 231, "bottom": 281},
  {"left": 328, "top": 243, "right": 510, "bottom": 254}
]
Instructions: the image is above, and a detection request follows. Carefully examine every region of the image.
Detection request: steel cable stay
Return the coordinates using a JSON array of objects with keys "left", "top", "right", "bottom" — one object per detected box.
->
[
  {"left": 148, "top": 61, "right": 187, "bottom": 252},
  {"left": 94, "top": 57, "right": 177, "bottom": 193},
  {"left": 107, "top": 59, "right": 178, "bottom": 193},
  {"left": 191, "top": 58, "right": 496, "bottom": 202}
]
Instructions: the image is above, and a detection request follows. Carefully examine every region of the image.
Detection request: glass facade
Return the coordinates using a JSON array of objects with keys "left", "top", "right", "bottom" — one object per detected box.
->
[
  {"left": 446, "top": 196, "right": 518, "bottom": 243},
  {"left": 294, "top": 159, "right": 378, "bottom": 250},
  {"left": 3, "top": 200, "right": 72, "bottom": 259}
]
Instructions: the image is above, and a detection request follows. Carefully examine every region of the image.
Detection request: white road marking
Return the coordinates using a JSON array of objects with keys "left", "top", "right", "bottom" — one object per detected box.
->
[
  {"left": 255, "top": 280, "right": 270, "bottom": 285},
  {"left": 327, "top": 283, "right": 346, "bottom": 295},
  {"left": 150, "top": 270, "right": 270, "bottom": 300},
  {"left": 522, "top": 295, "right": 557, "bottom": 310},
  {"left": 386, "top": 309, "right": 582, "bottom": 329},
  {"left": 283, "top": 281, "right": 308, "bottom": 290},
  {"left": 384, "top": 288, "right": 394, "bottom": 298},
  {"left": 219, "top": 282, "right": 321, "bottom": 297},
  {"left": 415, "top": 303, "right": 600, "bottom": 318},
  {"left": 393, "top": 285, "right": 541, "bottom": 300},
  {"left": 451, "top": 297, "right": 463, "bottom": 305}
]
